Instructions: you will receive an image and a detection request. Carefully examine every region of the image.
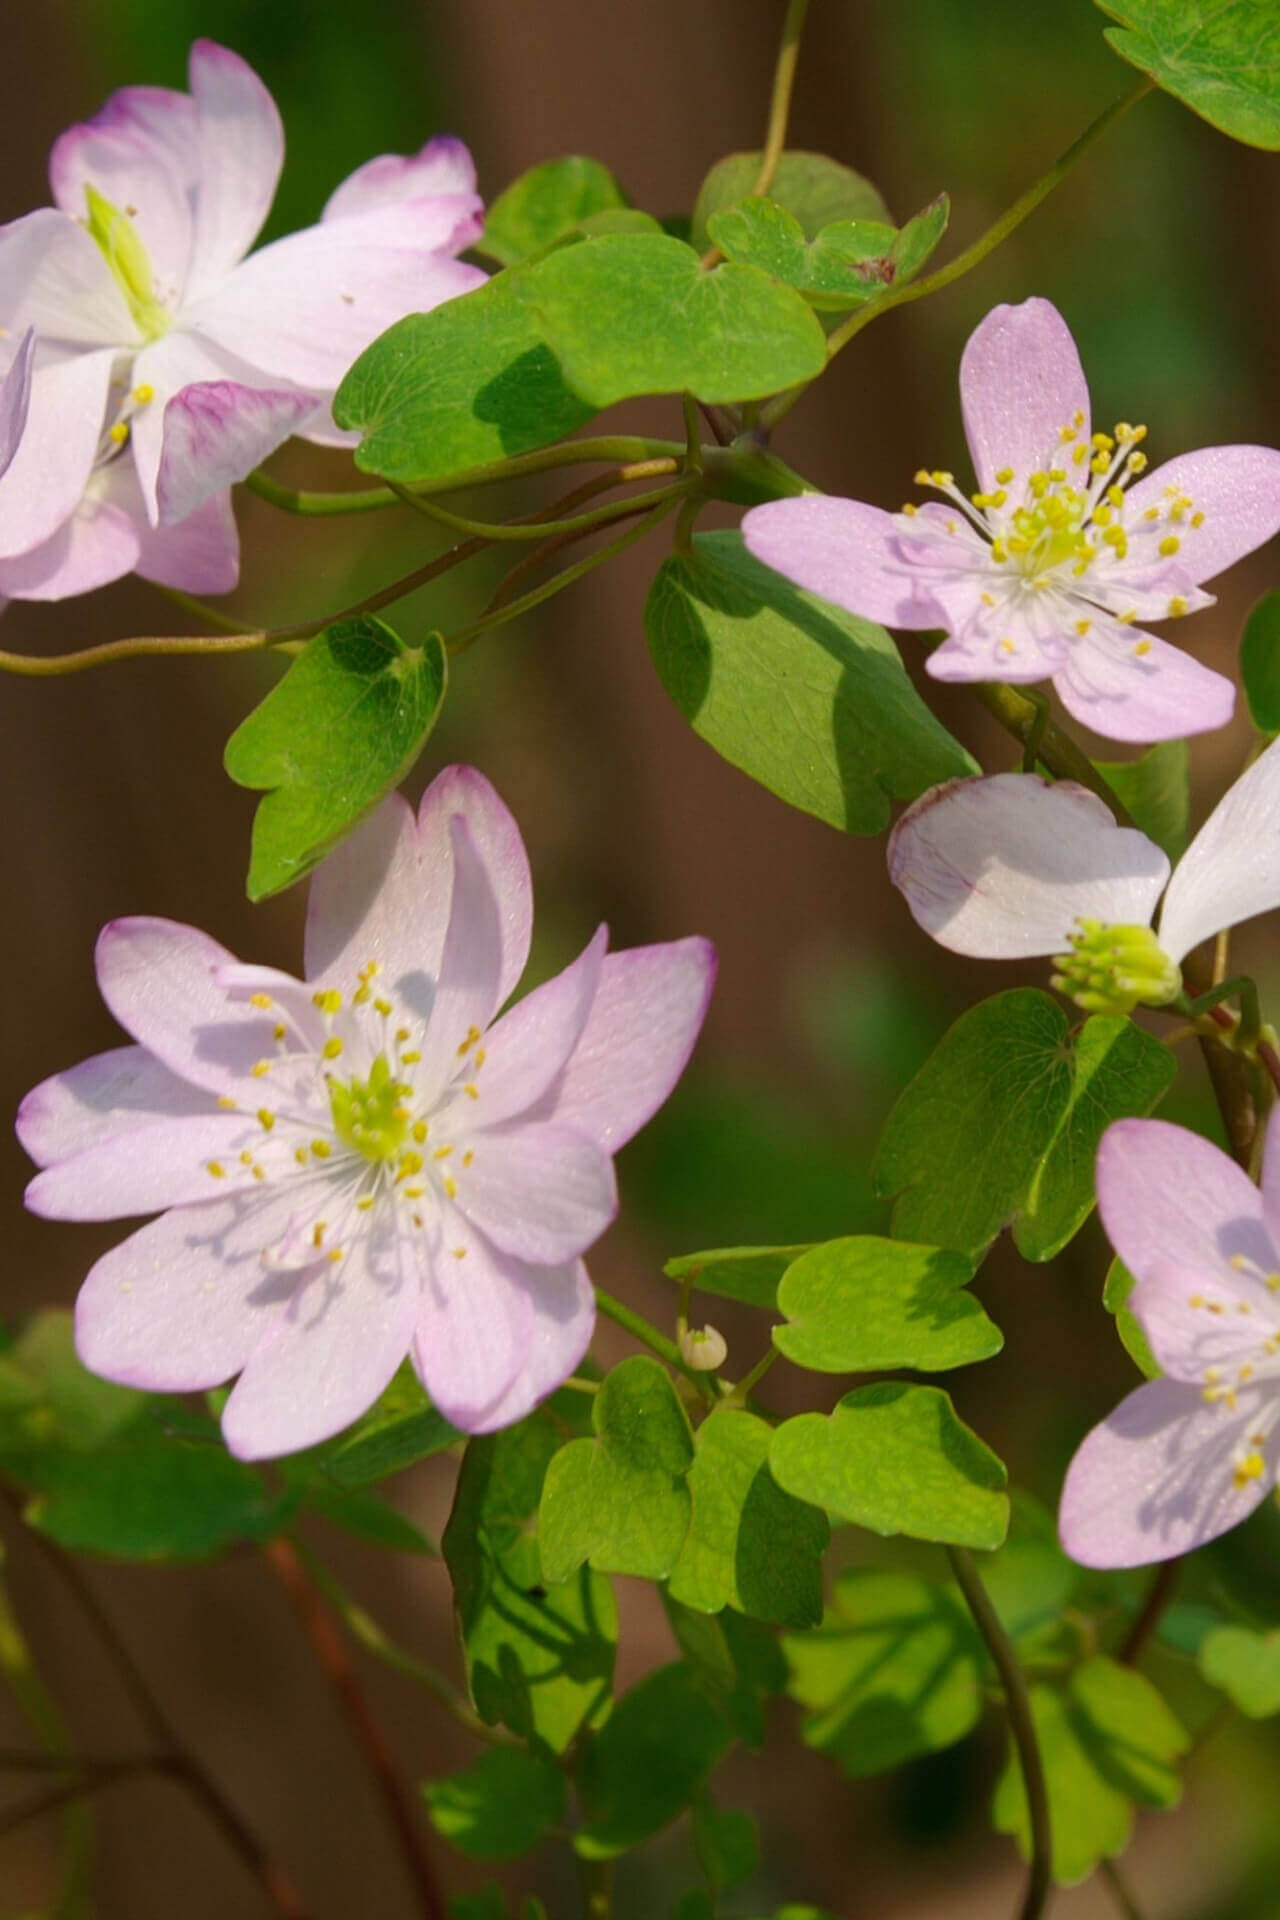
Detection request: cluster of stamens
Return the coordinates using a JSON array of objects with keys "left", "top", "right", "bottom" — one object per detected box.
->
[
  {"left": 1049, "top": 918, "right": 1181, "bottom": 1016},
  {"left": 1185, "top": 1254, "right": 1280, "bottom": 1489}
]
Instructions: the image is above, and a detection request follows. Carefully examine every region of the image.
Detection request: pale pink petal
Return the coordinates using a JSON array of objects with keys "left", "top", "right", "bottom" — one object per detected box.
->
[
  {"left": 412, "top": 1217, "right": 536, "bottom": 1430},
  {"left": 449, "top": 925, "right": 608, "bottom": 1129},
  {"left": 741, "top": 496, "right": 950, "bottom": 630},
  {"left": 1080, "top": 560, "right": 1214, "bottom": 626},
  {"left": 128, "top": 329, "right": 245, "bottom": 522},
  {"left": 413, "top": 817, "right": 506, "bottom": 1102},
  {"left": 1264, "top": 1112, "right": 1280, "bottom": 1254},
  {"left": 221, "top": 1211, "right": 421, "bottom": 1459},
  {"left": 887, "top": 775, "right": 1169, "bottom": 959},
  {"left": 1059, "top": 1377, "right": 1277, "bottom": 1568},
  {"left": 75, "top": 1189, "right": 304, "bottom": 1392},
  {"left": 0, "top": 471, "right": 140, "bottom": 602},
  {"left": 323, "top": 137, "right": 479, "bottom": 221},
  {"left": 1157, "top": 734, "right": 1280, "bottom": 965},
  {"left": 95, "top": 917, "right": 287, "bottom": 1096},
  {"left": 459, "top": 1260, "right": 596, "bottom": 1435},
  {"left": 133, "top": 483, "right": 240, "bottom": 594},
  {"left": 0, "top": 210, "right": 133, "bottom": 345},
  {"left": 187, "top": 204, "right": 485, "bottom": 395},
  {"left": 1096, "top": 1119, "right": 1270, "bottom": 1288},
  {"left": 17, "top": 1045, "right": 219, "bottom": 1168},
  {"left": 1053, "top": 626, "right": 1235, "bottom": 744},
  {"left": 0, "top": 331, "right": 35, "bottom": 479},
  {"left": 50, "top": 86, "right": 198, "bottom": 301},
  {"left": 0, "top": 348, "right": 116, "bottom": 558},
  {"left": 925, "top": 591, "right": 1067, "bottom": 685},
  {"left": 415, "top": 766, "right": 532, "bottom": 1008},
  {"left": 184, "top": 40, "right": 283, "bottom": 301},
  {"left": 1129, "top": 1264, "right": 1280, "bottom": 1382},
  {"left": 959, "top": 298, "right": 1090, "bottom": 495},
  {"left": 1122, "top": 447, "right": 1280, "bottom": 588},
  {"left": 530, "top": 938, "right": 717, "bottom": 1151},
  {"left": 156, "top": 380, "right": 317, "bottom": 525},
  {"left": 25, "top": 1111, "right": 272, "bottom": 1220},
  {"left": 451, "top": 1121, "right": 617, "bottom": 1265}
]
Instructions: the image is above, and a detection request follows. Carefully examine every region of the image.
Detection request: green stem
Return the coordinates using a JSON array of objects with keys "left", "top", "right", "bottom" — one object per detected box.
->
[
  {"left": 409, "top": 436, "right": 683, "bottom": 496},
  {"left": 391, "top": 480, "right": 687, "bottom": 543},
  {"left": 1118, "top": 1556, "right": 1181, "bottom": 1667},
  {"left": 762, "top": 76, "right": 1152, "bottom": 429},
  {"left": 948, "top": 1547, "right": 1052, "bottom": 1920},
  {"left": 728, "top": 1345, "right": 779, "bottom": 1406},
  {"left": 243, "top": 468, "right": 399, "bottom": 515},
  {"left": 753, "top": 0, "right": 810, "bottom": 198},
  {"left": 0, "top": 1571, "right": 93, "bottom": 1916},
  {"left": 0, "top": 629, "right": 279, "bottom": 678},
  {"left": 149, "top": 581, "right": 257, "bottom": 634},
  {"left": 593, "top": 1288, "right": 719, "bottom": 1400}
]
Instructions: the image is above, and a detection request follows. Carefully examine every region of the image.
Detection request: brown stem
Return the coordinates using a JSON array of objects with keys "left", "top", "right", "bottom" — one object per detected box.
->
[
  {"left": 1118, "top": 1556, "right": 1182, "bottom": 1668},
  {"left": 263, "top": 1539, "right": 448, "bottom": 1920}
]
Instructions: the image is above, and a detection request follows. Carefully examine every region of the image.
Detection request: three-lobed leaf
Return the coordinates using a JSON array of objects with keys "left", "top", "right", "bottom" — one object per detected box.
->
[
  {"left": 773, "top": 1236, "right": 1000, "bottom": 1374},
  {"left": 425, "top": 1747, "right": 566, "bottom": 1861},
  {"left": 478, "top": 156, "right": 630, "bottom": 266},
  {"left": 663, "top": 1245, "right": 812, "bottom": 1311},
  {"left": 1096, "top": 0, "right": 1280, "bottom": 149},
  {"left": 691, "top": 150, "right": 891, "bottom": 249},
  {"left": 706, "top": 194, "right": 948, "bottom": 312},
  {"left": 576, "top": 1662, "right": 733, "bottom": 1858}
]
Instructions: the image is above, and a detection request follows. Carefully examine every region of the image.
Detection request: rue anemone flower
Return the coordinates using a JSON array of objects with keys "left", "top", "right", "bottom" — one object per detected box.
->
[
  {"left": 742, "top": 297, "right": 1280, "bottom": 743},
  {"left": 17, "top": 768, "right": 715, "bottom": 1457},
  {"left": 0, "top": 39, "right": 485, "bottom": 600}
]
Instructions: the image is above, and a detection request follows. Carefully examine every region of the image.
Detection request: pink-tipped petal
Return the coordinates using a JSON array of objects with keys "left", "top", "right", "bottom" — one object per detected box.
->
[
  {"left": 25, "top": 1111, "right": 272, "bottom": 1220},
  {"left": 1059, "top": 1377, "right": 1277, "bottom": 1569},
  {"left": 887, "top": 775, "right": 1169, "bottom": 959},
  {"left": 323, "top": 137, "right": 479, "bottom": 220},
  {"left": 17, "top": 1045, "right": 220, "bottom": 1169},
  {"left": 1122, "top": 446, "right": 1280, "bottom": 587},
  {"left": 220, "top": 1212, "right": 421, "bottom": 1459},
  {"left": 0, "top": 209, "right": 133, "bottom": 345},
  {"left": 1096, "top": 1119, "right": 1270, "bottom": 1288},
  {"left": 413, "top": 816, "right": 507, "bottom": 1103},
  {"left": 415, "top": 767, "right": 532, "bottom": 1007},
  {"left": 452, "top": 1121, "right": 617, "bottom": 1265},
  {"left": 454, "top": 926, "right": 608, "bottom": 1129},
  {"left": 458, "top": 1260, "right": 596, "bottom": 1435},
  {"left": 0, "top": 347, "right": 117, "bottom": 559},
  {"left": 156, "top": 380, "right": 317, "bottom": 525},
  {"left": 133, "top": 483, "right": 240, "bottom": 594},
  {"left": 50, "top": 86, "right": 198, "bottom": 300},
  {"left": 1157, "top": 734, "right": 1280, "bottom": 965},
  {"left": 741, "top": 496, "right": 949, "bottom": 630},
  {"left": 0, "top": 331, "right": 35, "bottom": 479},
  {"left": 128, "top": 329, "right": 244, "bottom": 522},
  {"left": 959, "top": 297, "right": 1090, "bottom": 495},
  {"left": 184, "top": 40, "right": 284, "bottom": 301},
  {"left": 411, "top": 1219, "right": 536, "bottom": 1431},
  {"left": 530, "top": 938, "right": 717, "bottom": 1151},
  {"left": 1053, "top": 626, "right": 1236, "bottom": 745}
]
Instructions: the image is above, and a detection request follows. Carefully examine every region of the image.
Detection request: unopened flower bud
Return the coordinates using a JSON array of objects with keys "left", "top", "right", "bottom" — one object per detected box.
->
[{"left": 679, "top": 1324, "right": 728, "bottom": 1372}]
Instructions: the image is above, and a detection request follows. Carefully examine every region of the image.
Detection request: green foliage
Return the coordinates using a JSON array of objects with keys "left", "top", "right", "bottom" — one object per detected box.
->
[
  {"left": 293, "top": 1364, "right": 458, "bottom": 1490},
  {"left": 1102, "top": 1259, "right": 1161, "bottom": 1379},
  {"left": 224, "top": 618, "right": 446, "bottom": 900},
  {"left": 0, "top": 1313, "right": 283, "bottom": 1561},
  {"left": 663, "top": 1246, "right": 811, "bottom": 1310},
  {"left": 576, "top": 1662, "right": 733, "bottom": 1858},
  {"left": 306, "top": 1486, "right": 435, "bottom": 1555},
  {"left": 769, "top": 1384, "right": 1009, "bottom": 1549},
  {"left": 1198, "top": 1623, "right": 1280, "bottom": 1715},
  {"left": 875, "top": 991, "right": 1175, "bottom": 1261},
  {"left": 706, "top": 194, "right": 948, "bottom": 311},
  {"left": 1096, "top": 0, "right": 1280, "bottom": 148},
  {"left": 645, "top": 531, "right": 977, "bottom": 835},
  {"left": 1241, "top": 589, "right": 1280, "bottom": 733},
  {"left": 478, "top": 156, "right": 629, "bottom": 266},
  {"left": 668, "top": 1409, "right": 828, "bottom": 1627},
  {"left": 443, "top": 1406, "right": 617, "bottom": 1752},
  {"left": 691, "top": 150, "right": 891, "bottom": 249},
  {"left": 693, "top": 1795, "right": 759, "bottom": 1891},
  {"left": 994, "top": 1657, "right": 1188, "bottom": 1885},
  {"left": 1094, "top": 740, "right": 1191, "bottom": 859},
  {"left": 519, "top": 234, "right": 827, "bottom": 406},
  {"left": 773, "top": 1237, "right": 1000, "bottom": 1373},
  {"left": 539, "top": 1357, "right": 694, "bottom": 1583},
  {"left": 424, "top": 1746, "right": 566, "bottom": 1861},
  {"left": 663, "top": 1598, "right": 788, "bottom": 1749}
]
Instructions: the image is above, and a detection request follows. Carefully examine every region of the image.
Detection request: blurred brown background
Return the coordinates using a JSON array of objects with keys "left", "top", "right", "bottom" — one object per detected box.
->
[{"left": 3, "top": 1, "right": 1280, "bottom": 1914}]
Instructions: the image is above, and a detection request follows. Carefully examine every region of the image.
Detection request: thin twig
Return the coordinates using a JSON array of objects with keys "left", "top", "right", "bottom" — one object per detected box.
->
[
  {"left": 701, "top": 0, "right": 810, "bottom": 268},
  {"left": 1118, "top": 1557, "right": 1182, "bottom": 1668}
]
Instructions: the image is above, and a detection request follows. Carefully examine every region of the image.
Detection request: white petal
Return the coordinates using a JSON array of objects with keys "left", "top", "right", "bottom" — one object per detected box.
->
[
  {"left": 412, "top": 1218, "right": 536, "bottom": 1431},
  {"left": 0, "top": 348, "right": 117, "bottom": 559},
  {"left": 454, "top": 1259, "right": 595, "bottom": 1435},
  {"left": 451, "top": 1121, "right": 617, "bottom": 1265},
  {"left": 17, "top": 1045, "right": 219, "bottom": 1168},
  {"left": 184, "top": 40, "right": 284, "bottom": 301},
  {"left": 412, "top": 817, "right": 506, "bottom": 1103},
  {"left": 1157, "top": 735, "right": 1280, "bottom": 964},
  {"left": 959, "top": 298, "right": 1090, "bottom": 495},
  {"left": 0, "top": 209, "right": 133, "bottom": 345}
]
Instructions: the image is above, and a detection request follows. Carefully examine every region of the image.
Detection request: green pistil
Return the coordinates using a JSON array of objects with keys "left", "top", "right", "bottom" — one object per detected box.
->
[
  {"left": 83, "top": 185, "right": 170, "bottom": 341},
  {"left": 1050, "top": 919, "right": 1181, "bottom": 1017},
  {"left": 328, "top": 1054, "right": 412, "bottom": 1162}
]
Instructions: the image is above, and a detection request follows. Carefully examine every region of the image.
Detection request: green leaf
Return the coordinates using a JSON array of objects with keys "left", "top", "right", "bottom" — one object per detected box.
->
[
  {"left": 225, "top": 618, "right": 447, "bottom": 900},
  {"left": 646, "top": 531, "right": 977, "bottom": 835},
  {"left": 0, "top": 1311, "right": 142, "bottom": 1453},
  {"left": 449, "top": 1890, "right": 509, "bottom": 1920},
  {"left": 769, "top": 1383, "right": 1008, "bottom": 1549},
  {"left": 309, "top": 1487, "right": 435, "bottom": 1555},
  {"left": 773, "top": 1237, "right": 1000, "bottom": 1374},
  {"left": 693, "top": 1796, "right": 759, "bottom": 1892},
  {"left": 538, "top": 1357, "right": 694, "bottom": 1584},
  {"left": 1094, "top": 740, "right": 1190, "bottom": 859},
  {"left": 981, "top": 1493, "right": 1080, "bottom": 1647},
  {"left": 667, "top": 1409, "right": 828, "bottom": 1627},
  {"left": 290, "top": 1362, "right": 458, "bottom": 1490},
  {"left": 1096, "top": 0, "right": 1280, "bottom": 149},
  {"left": 875, "top": 991, "right": 1174, "bottom": 1262},
  {"left": 706, "top": 195, "right": 948, "bottom": 312},
  {"left": 424, "top": 1746, "right": 566, "bottom": 1861},
  {"left": 663, "top": 1245, "right": 812, "bottom": 1310},
  {"left": 576, "top": 1662, "right": 733, "bottom": 1858},
  {"left": 1198, "top": 1623, "right": 1280, "bottom": 1715},
  {"left": 443, "top": 1410, "right": 617, "bottom": 1752},
  {"left": 691, "top": 150, "right": 891, "bottom": 249},
  {"left": 336, "top": 268, "right": 596, "bottom": 484},
  {"left": 663, "top": 1598, "right": 786, "bottom": 1749},
  {"left": 1241, "top": 589, "right": 1280, "bottom": 733},
  {"left": 994, "top": 1657, "right": 1188, "bottom": 1885},
  {"left": 519, "top": 234, "right": 826, "bottom": 406},
  {"left": 1103, "top": 1258, "right": 1161, "bottom": 1379},
  {"left": 784, "top": 1569, "right": 984, "bottom": 1777},
  {"left": 478, "top": 156, "right": 629, "bottom": 266},
  {"left": 673, "top": 1894, "right": 716, "bottom": 1920}
]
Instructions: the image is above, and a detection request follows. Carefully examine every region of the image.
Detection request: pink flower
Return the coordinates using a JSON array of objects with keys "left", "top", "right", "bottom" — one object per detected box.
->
[
  {"left": 743, "top": 297, "right": 1280, "bottom": 743},
  {"left": 17, "top": 768, "right": 715, "bottom": 1457},
  {"left": 885, "top": 734, "right": 1280, "bottom": 1016},
  {"left": 0, "top": 40, "right": 485, "bottom": 601},
  {"left": 1060, "top": 1118, "right": 1280, "bottom": 1568}
]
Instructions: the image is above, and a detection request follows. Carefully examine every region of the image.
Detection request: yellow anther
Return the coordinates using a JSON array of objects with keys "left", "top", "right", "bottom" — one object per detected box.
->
[
  {"left": 1234, "top": 1451, "right": 1266, "bottom": 1488},
  {"left": 294, "top": 1146, "right": 309, "bottom": 1165},
  {"left": 1059, "top": 425, "right": 1077, "bottom": 443},
  {"left": 995, "top": 466, "right": 1015, "bottom": 484},
  {"left": 456, "top": 1026, "right": 482, "bottom": 1057},
  {"left": 327, "top": 1248, "right": 343, "bottom": 1265},
  {"left": 251, "top": 1164, "right": 266, "bottom": 1181},
  {"left": 991, "top": 539, "right": 1008, "bottom": 564},
  {"left": 131, "top": 382, "right": 154, "bottom": 404},
  {"left": 462, "top": 1150, "right": 474, "bottom": 1168},
  {"left": 1072, "top": 410, "right": 1085, "bottom": 428},
  {"left": 900, "top": 501, "right": 918, "bottom": 516},
  {"left": 251, "top": 1060, "right": 271, "bottom": 1078},
  {"left": 402, "top": 1184, "right": 425, "bottom": 1198},
  {"left": 464, "top": 1082, "right": 480, "bottom": 1100},
  {"left": 971, "top": 489, "right": 1007, "bottom": 509},
  {"left": 401, "top": 1049, "right": 421, "bottom": 1064},
  {"left": 322, "top": 1036, "right": 343, "bottom": 1061},
  {"left": 945, "top": 519, "right": 957, "bottom": 534},
  {"left": 1190, "top": 1295, "right": 1205, "bottom": 1308},
  {"left": 1238, "top": 1301, "right": 1254, "bottom": 1315},
  {"left": 1092, "top": 432, "right": 1115, "bottom": 452},
  {"left": 1240, "top": 1365, "right": 1255, "bottom": 1382},
  {"left": 1133, "top": 640, "right": 1152, "bottom": 657},
  {"left": 312, "top": 989, "right": 343, "bottom": 1014},
  {"left": 108, "top": 420, "right": 130, "bottom": 445},
  {"left": 1208, "top": 1302, "right": 1225, "bottom": 1315},
  {"left": 1048, "top": 469, "right": 1066, "bottom": 484},
  {"left": 356, "top": 1195, "right": 375, "bottom": 1211},
  {"left": 452, "top": 1247, "right": 468, "bottom": 1260},
  {"left": 913, "top": 469, "right": 931, "bottom": 486},
  {"left": 1094, "top": 504, "right": 1113, "bottom": 527},
  {"left": 1190, "top": 509, "right": 1204, "bottom": 528},
  {"left": 412, "top": 1120, "right": 428, "bottom": 1144},
  {"left": 250, "top": 991, "right": 273, "bottom": 1009},
  {"left": 207, "top": 1161, "right": 226, "bottom": 1179},
  {"left": 374, "top": 997, "right": 392, "bottom": 1017},
  {"left": 444, "top": 1176, "right": 458, "bottom": 1199},
  {"left": 311, "top": 1139, "right": 331, "bottom": 1160},
  {"left": 981, "top": 592, "right": 996, "bottom": 608},
  {"left": 353, "top": 986, "right": 371, "bottom": 1006},
  {"left": 1072, "top": 444, "right": 1089, "bottom": 467},
  {"left": 1118, "top": 609, "right": 1137, "bottom": 625},
  {"left": 273, "top": 1023, "right": 286, "bottom": 1041},
  {"left": 396, "top": 1151, "right": 424, "bottom": 1181},
  {"left": 217, "top": 1095, "right": 237, "bottom": 1110},
  {"left": 394, "top": 1026, "right": 410, "bottom": 1043},
  {"left": 1143, "top": 506, "right": 1160, "bottom": 521},
  {"left": 999, "top": 639, "right": 1017, "bottom": 655},
  {"left": 239, "top": 1150, "right": 253, "bottom": 1165},
  {"left": 1075, "top": 618, "right": 1092, "bottom": 636},
  {"left": 1090, "top": 453, "right": 1110, "bottom": 475},
  {"left": 474, "top": 1048, "right": 486, "bottom": 1069},
  {"left": 932, "top": 470, "right": 953, "bottom": 487},
  {"left": 258, "top": 1108, "right": 275, "bottom": 1131},
  {"left": 1167, "top": 596, "right": 1188, "bottom": 619},
  {"left": 433, "top": 1145, "right": 453, "bottom": 1161},
  {"left": 1159, "top": 536, "right": 1180, "bottom": 557},
  {"left": 1106, "top": 485, "right": 1126, "bottom": 509}
]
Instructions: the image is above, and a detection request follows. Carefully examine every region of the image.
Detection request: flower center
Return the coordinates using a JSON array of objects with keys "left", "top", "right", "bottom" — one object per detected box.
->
[
  {"left": 83, "top": 185, "right": 171, "bottom": 342},
  {"left": 327, "top": 1052, "right": 412, "bottom": 1163},
  {"left": 1049, "top": 919, "right": 1181, "bottom": 1016}
]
